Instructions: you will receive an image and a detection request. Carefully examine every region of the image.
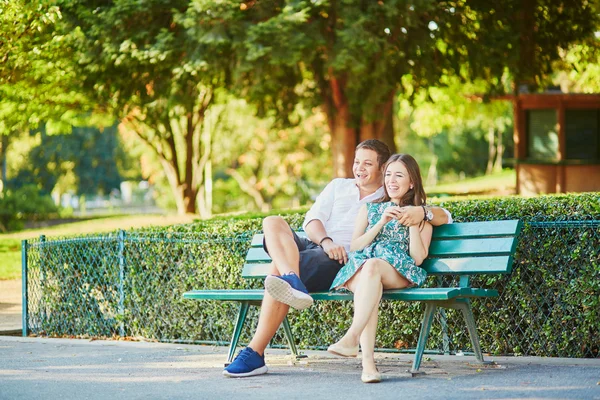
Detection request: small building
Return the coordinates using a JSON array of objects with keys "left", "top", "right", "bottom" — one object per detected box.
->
[{"left": 511, "top": 93, "right": 600, "bottom": 195}]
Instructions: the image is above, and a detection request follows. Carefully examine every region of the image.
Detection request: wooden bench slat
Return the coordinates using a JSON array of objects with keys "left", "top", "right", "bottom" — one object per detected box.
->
[
  {"left": 422, "top": 256, "right": 514, "bottom": 275},
  {"left": 250, "top": 232, "right": 308, "bottom": 247},
  {"left": 182, "top": 287, "right": 497, "bottom": 302},
  {"left": 242, "top": 255, "right": 514, "bottom": 279},
  {"left": 241, "top": 263, "right": 273, "bottom": 279},
  {"left": 432, "top": 219, "right": 522, "bottom": 239},
  {"left": 183, "top": 289, "right": 265, "bottom": 301},
  {"left": 429, "top": 237, "right": 516, "bottom": 257}
]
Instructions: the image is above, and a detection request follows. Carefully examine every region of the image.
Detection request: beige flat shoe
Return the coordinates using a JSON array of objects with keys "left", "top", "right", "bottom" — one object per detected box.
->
[
  {"left": 361, "top": 371, "right": 382, "bottom": 383},
  {"left": 327, "top": 341, "right": 359, "bottom": 358}
]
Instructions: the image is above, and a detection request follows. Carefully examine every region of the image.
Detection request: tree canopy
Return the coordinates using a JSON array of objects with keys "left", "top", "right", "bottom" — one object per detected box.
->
[{"left": 2, "top": 0, "right": 599, "bottom": 214}]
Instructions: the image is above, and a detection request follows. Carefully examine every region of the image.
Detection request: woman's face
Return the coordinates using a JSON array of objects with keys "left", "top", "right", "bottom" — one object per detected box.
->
[
  {"left": 353, "top": 148, "right": 382, "bottom": 189},
  {"left": 384, "top": 161, "right": 412, "bottom": 202}
]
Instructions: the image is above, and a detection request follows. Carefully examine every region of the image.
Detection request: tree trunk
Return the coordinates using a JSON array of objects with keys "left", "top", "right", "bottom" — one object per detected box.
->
[
  {"left": 426, "top": 139, "right": 438, "bottom": 186},
  {"left": 494, "top": 128, "right": 504, "bottom": 172},
  {"left": 486, "top": 127, "right": 496, "bottom": 175},
  {"left": 0, "top": 134, "right": 9, "bottom": 192},
  {"left": 324, "top": 74, "right": 397, "bottom": 177},
  {"left": 359, "top": 93, "right": 397, "bottom": 154}
]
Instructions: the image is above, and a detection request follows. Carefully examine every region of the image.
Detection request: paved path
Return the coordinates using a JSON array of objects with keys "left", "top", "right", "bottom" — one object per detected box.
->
[
  {"left": 0, "top": 279, "right": 21, "bottom": 334},
  {"left": 1, "top": 336, "right": 599, "bottom": 400}
]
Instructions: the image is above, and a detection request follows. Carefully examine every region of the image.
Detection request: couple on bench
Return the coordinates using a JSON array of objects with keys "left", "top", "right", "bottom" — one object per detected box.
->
[{"left": 223, "top": 139, "right": 452, "bottom": 383}]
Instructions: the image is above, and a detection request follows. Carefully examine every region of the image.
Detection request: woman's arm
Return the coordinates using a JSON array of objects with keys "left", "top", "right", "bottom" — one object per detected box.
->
[
  {"left": 350, "top": 204, "right": 398, "bottom": 251},
  {"left": 409, "top": 222, "right": 433, "bottom": 265}
]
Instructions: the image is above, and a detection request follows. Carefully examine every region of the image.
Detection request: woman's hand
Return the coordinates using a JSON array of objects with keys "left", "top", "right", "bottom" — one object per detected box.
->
[{"left": 379, "top": 206, "right": 402, "bottom": 226}]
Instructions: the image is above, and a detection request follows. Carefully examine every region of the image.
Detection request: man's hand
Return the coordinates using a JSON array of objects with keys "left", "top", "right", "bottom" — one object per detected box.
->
[
  {"left": 321, "top": 239, "right": 347, "bottom": 264},
  {"left": 396, "top": 206, "right": 424, "bottom": 226}
]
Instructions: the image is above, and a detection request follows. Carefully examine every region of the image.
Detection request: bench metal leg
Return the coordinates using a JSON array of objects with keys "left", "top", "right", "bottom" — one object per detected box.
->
[
  {"left": 411, "top": 302, "right": 437, "bottom": 376},
  {"left": 281, "top": 316, "right": 305, "bottom": 359},
  {"left": 455, "top": 299, "right": 485, "bottom": 363},
  {"left": 227, "top": 301, "right": 250, "bottom": 364}
]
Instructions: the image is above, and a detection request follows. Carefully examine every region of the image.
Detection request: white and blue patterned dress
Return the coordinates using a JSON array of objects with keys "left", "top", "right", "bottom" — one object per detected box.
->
[{"left": 329, "top": 201, "right": 427, "bottom": 290}]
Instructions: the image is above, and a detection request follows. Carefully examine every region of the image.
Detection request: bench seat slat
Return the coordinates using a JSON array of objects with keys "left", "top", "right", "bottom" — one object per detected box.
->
[
  {"left": 182, "top": 287, "right": 500, "bottom": 302},
  {"left": 183, "top": 289, "right": 265, "bottom": 301}
]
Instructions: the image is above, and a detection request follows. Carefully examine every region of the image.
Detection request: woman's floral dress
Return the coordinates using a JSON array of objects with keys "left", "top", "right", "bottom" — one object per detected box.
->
[{"left": 329, "top": 201, "right": 427, "bottom": 290}]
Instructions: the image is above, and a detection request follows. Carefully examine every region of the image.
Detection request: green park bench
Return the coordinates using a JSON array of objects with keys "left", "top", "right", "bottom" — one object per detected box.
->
[{"left": 183, "top": 219, "right": 523, "bottom": 374}]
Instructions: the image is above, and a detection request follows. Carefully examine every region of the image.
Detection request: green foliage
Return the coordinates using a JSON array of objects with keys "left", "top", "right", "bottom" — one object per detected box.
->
[
  {"left": 24, "top": 193, "right": 599, "bottom": 357},
  {"left": 0, "top": 0, "right": 92, "bottom": 136},
  {"left": 10, "top": 124, "right": 129, "bottom": 196},
  {"left": 0, "top": 185, "right": 58, "bottom": 232}
]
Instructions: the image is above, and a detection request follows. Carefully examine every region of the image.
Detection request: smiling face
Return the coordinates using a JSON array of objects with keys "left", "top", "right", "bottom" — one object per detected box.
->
[
  {"left": 353, "top": 148, "right": 383, "bottom": 191},
  {"left": 384, "top": 161, "right": 412, "bottom": 203}
]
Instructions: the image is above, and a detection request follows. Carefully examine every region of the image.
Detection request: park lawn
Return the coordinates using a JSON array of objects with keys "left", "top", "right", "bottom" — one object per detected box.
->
[
  {"left": 0, "top": 214, "right": 198, "bottom": 280},
  {"left": 0, "top": 239, "right": 22, "bottom": 280},
  {"left": 427, "top": 169, "right": 516, "bottom": 197}
]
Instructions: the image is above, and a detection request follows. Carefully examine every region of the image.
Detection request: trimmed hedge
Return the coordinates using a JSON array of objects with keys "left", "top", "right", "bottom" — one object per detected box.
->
[{"left": 25, "top": 192, "right": 599, "bottom": 358}]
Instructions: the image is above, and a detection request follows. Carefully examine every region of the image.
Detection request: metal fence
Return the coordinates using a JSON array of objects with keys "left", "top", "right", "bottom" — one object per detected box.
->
[{"left": 22, "top": 220, "right": 600, "bottom": 358}]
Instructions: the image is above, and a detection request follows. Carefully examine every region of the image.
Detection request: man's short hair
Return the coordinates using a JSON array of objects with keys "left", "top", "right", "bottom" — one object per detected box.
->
[{"left": 356, "top": 139, "right": 391, "bottom": 168}]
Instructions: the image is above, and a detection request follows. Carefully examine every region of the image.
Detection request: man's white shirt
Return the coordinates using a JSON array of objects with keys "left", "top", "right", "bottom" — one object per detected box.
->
[
  {"left": 303, "top": 179, "right": 384, "bottom": 251},
  {"left": 303, "top": 178, "right": 452, "bottom": 252}
]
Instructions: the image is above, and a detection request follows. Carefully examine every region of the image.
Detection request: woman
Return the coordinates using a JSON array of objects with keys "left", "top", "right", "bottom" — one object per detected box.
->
[{"left": 327, "top": 153, "right": 433, "bottom": 383}]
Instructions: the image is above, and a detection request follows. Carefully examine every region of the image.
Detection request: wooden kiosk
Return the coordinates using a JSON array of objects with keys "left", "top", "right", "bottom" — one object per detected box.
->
[{"left": 512, "top": 93, "right": 600, "bottom": 195}]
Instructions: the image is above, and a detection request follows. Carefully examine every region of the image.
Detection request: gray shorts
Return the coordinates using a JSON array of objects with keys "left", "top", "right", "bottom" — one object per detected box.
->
[{"left": 263, "top": 230, "right": 343, "bottom": 292}]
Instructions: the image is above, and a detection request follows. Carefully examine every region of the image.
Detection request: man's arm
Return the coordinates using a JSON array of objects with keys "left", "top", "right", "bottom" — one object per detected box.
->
[{"left": 396, "top": 205, "right": 451, "bottom": 227}]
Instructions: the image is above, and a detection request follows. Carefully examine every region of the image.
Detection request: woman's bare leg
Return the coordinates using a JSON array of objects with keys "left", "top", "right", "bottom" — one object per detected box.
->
[
  {"left": 334, "top": 259, "right": 411, "bottom": 347},
  {"left": 359, "top": 305, "right": 380, "bottom": 375}
]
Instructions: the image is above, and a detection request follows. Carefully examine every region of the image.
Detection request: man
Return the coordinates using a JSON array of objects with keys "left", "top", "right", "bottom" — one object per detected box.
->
[{"left": 223, "top": 140, "right": 452, "bottom": 377}]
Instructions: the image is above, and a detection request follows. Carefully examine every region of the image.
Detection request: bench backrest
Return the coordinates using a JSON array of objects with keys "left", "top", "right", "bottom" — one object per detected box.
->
[{"left": 241, "top": 220, "right": 523, "bottom": 280}]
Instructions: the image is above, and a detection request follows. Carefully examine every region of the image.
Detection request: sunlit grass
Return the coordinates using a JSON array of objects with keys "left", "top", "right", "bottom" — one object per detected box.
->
[
  {"left": 427, "top": 169, "right": 516, "bottom": 196},
  {"left": 0, "top": 239, "right": 22, "bottom": 280}
]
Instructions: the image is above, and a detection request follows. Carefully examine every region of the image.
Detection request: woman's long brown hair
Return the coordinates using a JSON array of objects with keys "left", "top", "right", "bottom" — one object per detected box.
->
[{"left": 376, "top": 153, "right": 426, "bottom": 206}]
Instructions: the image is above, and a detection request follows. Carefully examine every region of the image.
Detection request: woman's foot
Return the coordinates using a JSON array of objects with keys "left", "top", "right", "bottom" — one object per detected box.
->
[
  {"left": 327, "top": 338, "right": 359, "bottom": 358},
  {"left": 361, "top": 370, "right": 382, "bottom": 383},
  {"left": 361, "top": 361, "right": 381, "bottom": 383}
]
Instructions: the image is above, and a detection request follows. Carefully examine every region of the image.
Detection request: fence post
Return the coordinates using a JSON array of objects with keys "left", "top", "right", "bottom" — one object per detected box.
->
[
  {"left": 118, "top": 230, "right": 125, "bottom": 338},
  {"left": 21, "top": 240, "right": 28, "bottom": 337},
  {"left": 39, "top": 235, "right": 46, "bottom": 330}
]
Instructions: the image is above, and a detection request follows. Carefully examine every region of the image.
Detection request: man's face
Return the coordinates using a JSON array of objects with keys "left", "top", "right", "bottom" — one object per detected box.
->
[{"left": 352, "top": 148, "right": 383, "bottom": 188}]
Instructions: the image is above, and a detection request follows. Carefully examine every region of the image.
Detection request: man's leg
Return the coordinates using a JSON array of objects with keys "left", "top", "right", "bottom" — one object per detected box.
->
[
  {"left": 262, "top": 216, "right": 313, "bottom": 310},
  {"left": 262, "top": 216, "right": 300, "bottom": 275},
  {"left": 247, "top": 264, "right": 290, "bottom": 355},
  {"left": 223, "top": 217, "right": 301, "bottom": 377}
]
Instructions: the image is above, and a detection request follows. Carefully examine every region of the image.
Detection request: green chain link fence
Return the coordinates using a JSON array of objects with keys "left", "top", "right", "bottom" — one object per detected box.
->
[{"left": 22, "top": 218, "right": 599, "bottom": 358}]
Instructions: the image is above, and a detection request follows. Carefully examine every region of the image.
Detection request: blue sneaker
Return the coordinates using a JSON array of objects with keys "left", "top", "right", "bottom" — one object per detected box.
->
[
  {"left": 223, "top": 347, "right": 268, "bottom": 378},
  {"left": 264, "top": 272, "right": 313, "bottom": 310}
]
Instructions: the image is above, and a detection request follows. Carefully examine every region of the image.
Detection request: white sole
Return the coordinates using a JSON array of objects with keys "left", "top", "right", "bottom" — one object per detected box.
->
[
  {"left": 264, "top": 275, "right": 314, "bottom": 310},
  {"left": 222, "top": 365, "right": 268, "bottom": 378}
]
